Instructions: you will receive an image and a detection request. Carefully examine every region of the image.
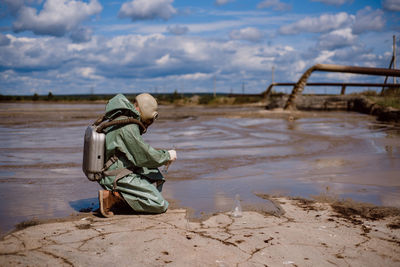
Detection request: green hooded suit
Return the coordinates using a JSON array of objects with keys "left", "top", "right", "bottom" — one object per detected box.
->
[{"left": 99, "top": 94, "right": 170, "bottom": 213}]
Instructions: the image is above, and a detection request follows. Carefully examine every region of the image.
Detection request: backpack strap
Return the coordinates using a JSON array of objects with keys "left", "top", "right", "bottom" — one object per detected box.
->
[
  {"left": 96, "top": 117, "right": 147, "bottom": 135},
  {"left": 102, "top": 154, "right": 119, "bottom": 170},
  {"left": 102, "top": 154, "right": 140, "bottom": 191}
]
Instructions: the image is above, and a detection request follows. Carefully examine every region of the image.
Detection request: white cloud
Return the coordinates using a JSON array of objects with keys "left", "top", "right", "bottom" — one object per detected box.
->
[
  {"left": 229, "top": 27, "right": 264, "bottom": 42},
  {"left": 279, "top": 7, "right": 385, "bottom": 37},
  {"left": 318, "top": 28, "right": 357, "bottom": 50},
  {"left": 179, "top": 72, "right": 211, "bottom": 80},
  {"left": 12, "top": 0, "right": 102, "bottom": 37},
  {"left": 77, "top": 67, "right": 103, "bottom": 80},
  {"left": 103, "top": 14, "right": 289, "bottom": 36},
  {"left": 352, "top": 7, "right": 385, "bottom": 34},
  {"left": 0, "top": 35, "right": 73, "bottom": 78},
  {"left": 215, "top": 0, "right": 234, "bottom": 6},
  {"left": 69, "top": 27, "right": 93, "bottom": 43},
  {"left": 257, "top": 0, "right": 291, "bottom": 11},
  {"left": 187, "top": 20, "right": 244, "bottom": 33},
  {"left": 318, "top": 45, "right": 384, "bottom": 69},
  {"left": 382, "top": 0, "right": 400, "bottom": 11},
  {"left": 279, "top": 12, "right": 353, "bottom": 34},
  {"left": 167, "top": 25, "right": 189, "bottom": 35},
  {"left": 102, "top": 20, "right": 243, "bottom": 35},
  {"left": 310, "top": 0, "right": 352, "bottom": 5},
  {"left": 156, "top": 53, "right": 177, "bottom": 65},
  {"left": 0, "top": 33, "right": 11, "bottom": 46},
  {"left": 118, "top": 0, "right": 177, "bottom": 21}
]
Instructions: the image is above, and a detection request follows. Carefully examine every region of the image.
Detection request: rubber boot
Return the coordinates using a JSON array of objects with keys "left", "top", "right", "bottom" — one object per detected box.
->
[{"left": 98, "top": 190, "right": 126, "bottom": 218}]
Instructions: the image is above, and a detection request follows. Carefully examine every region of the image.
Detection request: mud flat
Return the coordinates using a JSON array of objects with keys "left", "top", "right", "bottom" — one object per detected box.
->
[
  {"left": 1, "top": 102, "right": 400, "bottom": 239},
  {"left": 0, "top": 197, "right": 399, "bottom": 266}
]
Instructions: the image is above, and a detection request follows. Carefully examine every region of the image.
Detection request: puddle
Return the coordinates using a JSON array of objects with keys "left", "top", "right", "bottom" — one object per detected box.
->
[{"left": 0, "top": 103, "right": 400, "bottom": 236}]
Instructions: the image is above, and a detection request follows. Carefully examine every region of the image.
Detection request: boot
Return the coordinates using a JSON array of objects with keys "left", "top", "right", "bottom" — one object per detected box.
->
[{"left": 98, "top": 190, "right": 126, "bottom": 218}]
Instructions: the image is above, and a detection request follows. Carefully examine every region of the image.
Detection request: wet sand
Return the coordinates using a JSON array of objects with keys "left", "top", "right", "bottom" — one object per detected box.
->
[{"left": 0, "top": 102, "right": 400, "bottom": 237}]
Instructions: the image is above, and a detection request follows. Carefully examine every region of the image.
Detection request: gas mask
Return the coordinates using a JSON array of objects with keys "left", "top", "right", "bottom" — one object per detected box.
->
[{"left": 134, "top": 93, "right": 159, "bottom": 127}]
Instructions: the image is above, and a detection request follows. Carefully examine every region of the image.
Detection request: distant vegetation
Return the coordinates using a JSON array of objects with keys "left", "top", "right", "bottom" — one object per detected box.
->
[
  {"left": 0, "top": 92, "right": 116, "bottom": 102},
  {"left": 373, "top": 97, "right": 400, "bottom": 109},
  {"left": 358, "top": 87, "right": 400, "bottom": 109},
  {"left": 0, "top": 91, "right": 264, "bottom": 106}
]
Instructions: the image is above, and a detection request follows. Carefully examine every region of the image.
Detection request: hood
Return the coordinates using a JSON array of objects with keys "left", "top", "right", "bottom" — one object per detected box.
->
[{"left": 105, "top": 94, "right": 140, "bottom": 119}]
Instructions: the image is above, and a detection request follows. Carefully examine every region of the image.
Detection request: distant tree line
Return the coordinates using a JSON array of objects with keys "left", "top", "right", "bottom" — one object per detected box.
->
[
  {"left": 0, "top": 91, "right": 265, "bottom": 105},
  {"left": 0, "top": 92, "right": 118, "bottom": 102}
]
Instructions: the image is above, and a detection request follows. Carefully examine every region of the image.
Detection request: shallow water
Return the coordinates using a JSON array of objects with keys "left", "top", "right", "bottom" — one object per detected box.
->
[{"left": 0, "top": 102, "right": 399, "bottom": 236}]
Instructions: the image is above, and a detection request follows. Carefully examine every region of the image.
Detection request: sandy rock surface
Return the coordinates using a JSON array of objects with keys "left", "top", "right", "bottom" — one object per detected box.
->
[{"left": 1, "top": 197, "right": 399, "bottom": 266}]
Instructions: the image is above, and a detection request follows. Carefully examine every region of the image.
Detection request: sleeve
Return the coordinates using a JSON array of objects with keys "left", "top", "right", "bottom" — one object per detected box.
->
[{"left": 119, "top": 123, "right": 171, "bottom": 168}]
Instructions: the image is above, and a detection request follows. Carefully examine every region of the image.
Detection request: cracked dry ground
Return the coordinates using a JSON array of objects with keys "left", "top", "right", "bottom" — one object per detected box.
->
[{"left": 0, "top": 198, "right": 399, "bottom": 266}]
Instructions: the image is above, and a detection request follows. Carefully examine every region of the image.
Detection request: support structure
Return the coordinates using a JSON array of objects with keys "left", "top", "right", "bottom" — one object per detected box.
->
[{"left": 382, "top": 35, "right": 398, "bottom": 93}]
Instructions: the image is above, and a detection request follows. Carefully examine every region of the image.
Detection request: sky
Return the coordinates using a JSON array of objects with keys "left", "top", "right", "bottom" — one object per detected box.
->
[{"left": 0, "top": 0, "right": 399, "bottom": 96}]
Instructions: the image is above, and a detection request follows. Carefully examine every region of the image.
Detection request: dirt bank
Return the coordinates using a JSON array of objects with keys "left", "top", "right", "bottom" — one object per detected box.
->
[{"left": 1, "top": 197, "right": 399, "bottom": 266}]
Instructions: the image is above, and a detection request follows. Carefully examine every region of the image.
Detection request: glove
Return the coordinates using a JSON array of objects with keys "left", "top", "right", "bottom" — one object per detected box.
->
[{"left": 168, "top": 150, "right": 177, "bottom": 162}]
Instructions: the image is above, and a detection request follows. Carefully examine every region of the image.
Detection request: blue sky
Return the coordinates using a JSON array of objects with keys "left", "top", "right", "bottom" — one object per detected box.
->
[{"left": 0, "top": 0, "right": 399, "bottom": 95}]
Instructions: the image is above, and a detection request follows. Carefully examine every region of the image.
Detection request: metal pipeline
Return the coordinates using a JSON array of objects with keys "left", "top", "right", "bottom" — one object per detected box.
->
[{"left": 284, "top": 64, "right": 400, "bottom": 110}]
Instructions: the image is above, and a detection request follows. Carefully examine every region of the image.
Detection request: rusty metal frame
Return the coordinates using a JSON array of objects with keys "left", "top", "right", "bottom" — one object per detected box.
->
[
  {"left": 264, "top": 82, "right": 400, "bottom": 97},
  {"left": 283, "top": 64, "right": 400, "bottom": 110}
]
